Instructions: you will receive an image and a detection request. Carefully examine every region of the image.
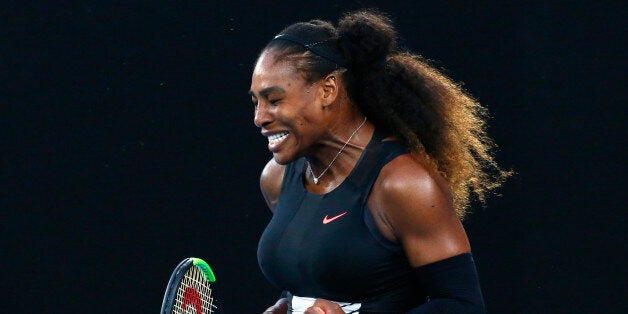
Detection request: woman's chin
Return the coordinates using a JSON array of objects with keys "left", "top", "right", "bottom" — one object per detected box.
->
[{"left": 272, "top": 152, "right": 297, "bottom": 165}]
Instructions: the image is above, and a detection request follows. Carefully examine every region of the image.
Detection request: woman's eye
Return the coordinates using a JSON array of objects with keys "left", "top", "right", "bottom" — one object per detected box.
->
[{"left": 269, "top": 99, "right": 280, "bottom": 105}]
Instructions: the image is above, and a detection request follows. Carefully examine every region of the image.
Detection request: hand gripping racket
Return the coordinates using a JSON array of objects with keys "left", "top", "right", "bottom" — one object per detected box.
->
[{"left": 161, "top": 257, "right": 219, "bottom": 314}]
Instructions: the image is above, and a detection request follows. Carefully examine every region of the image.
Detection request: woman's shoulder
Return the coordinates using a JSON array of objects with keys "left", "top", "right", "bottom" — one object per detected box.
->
[
  {"left": 260, "top": 158, "right": 286, "bottom": 212},
  {"left": 371, "top": 153, "right": 455, "bottom": 223},
  {"left": 377, "top": 154, "right": 445, "bottom": 194}
]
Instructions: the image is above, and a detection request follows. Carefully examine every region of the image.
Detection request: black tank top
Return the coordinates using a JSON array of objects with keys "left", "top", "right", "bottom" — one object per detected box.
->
[{"left": 257, "top": 129, "right": 427, "bottom": 313}]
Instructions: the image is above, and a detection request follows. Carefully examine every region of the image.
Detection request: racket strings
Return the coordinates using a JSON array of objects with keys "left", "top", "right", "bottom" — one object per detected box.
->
[{"left": 173, "top": 266, "right": 216, "bottom": 313}]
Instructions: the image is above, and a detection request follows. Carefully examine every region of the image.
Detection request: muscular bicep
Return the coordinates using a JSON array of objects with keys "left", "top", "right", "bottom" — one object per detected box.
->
[
  {"left": 373, "top": 157, "right": 470, "bottom": 267},
  {"left": 260, "top": 159, "right": 285, "bottom": 213}
]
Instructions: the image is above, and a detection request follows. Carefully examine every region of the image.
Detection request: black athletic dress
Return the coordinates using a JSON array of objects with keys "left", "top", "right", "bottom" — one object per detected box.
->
[{"left": 257, "top": 129, "right": 429, "bottom": 313}]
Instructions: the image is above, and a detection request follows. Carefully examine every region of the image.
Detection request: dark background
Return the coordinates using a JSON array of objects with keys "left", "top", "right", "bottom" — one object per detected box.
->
[{"left": 3, "top": 1, "right": 625, "bottom": 313}]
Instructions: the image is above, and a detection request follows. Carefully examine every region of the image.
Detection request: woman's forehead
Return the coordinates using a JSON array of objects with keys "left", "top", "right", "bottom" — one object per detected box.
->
[
  {"left": 252, "top": 52, "right": 305, "bottom": 89},
  {"left": 255, "top": 51, "right": 294, "bottom": 74}
]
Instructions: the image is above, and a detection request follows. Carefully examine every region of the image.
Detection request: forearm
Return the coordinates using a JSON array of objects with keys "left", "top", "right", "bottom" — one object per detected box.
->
[{"left": 406, "top": 253, "right": 486, "bottom": 314}]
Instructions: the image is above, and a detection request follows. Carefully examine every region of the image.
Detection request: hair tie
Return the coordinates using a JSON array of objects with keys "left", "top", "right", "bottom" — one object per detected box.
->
[{"left": 337, "top": 31, "right": 389, "bottom": 71}]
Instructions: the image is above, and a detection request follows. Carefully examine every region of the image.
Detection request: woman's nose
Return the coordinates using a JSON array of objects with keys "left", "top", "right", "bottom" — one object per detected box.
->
[{"left": 253, "top": 102, "right": 271, "bottom": 128}]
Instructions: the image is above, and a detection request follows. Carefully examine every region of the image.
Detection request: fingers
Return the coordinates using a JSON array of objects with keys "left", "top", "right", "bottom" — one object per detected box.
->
[
  {"left": 304, "top": 306, "right": 325, "bottom": 314},
  {"left": 305, "top": 299, "right": 345, "bottom": 313}
]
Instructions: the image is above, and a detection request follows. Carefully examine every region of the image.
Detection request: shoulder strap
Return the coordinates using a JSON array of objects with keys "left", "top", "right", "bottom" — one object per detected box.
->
[{"left": 346, "top": 128, "right": 408, "bottom": 205}]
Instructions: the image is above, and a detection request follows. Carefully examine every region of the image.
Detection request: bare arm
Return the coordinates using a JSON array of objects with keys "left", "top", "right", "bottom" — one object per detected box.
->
[
  {"left": 370, "top": 154, "right": 470, "bottom": 266},
  {"left": 259, "top": 158, "right": 285, "bottom": 213}
]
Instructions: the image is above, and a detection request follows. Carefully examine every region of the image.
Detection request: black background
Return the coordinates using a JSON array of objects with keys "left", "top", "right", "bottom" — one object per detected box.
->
[{"left": 3, "top": 1, "right": 625, "bottom": 313}]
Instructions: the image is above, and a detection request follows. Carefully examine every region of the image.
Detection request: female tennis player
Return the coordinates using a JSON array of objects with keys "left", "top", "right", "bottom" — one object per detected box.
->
[{"left": 251, "top": 10, "right": 509, "bottom": 313}]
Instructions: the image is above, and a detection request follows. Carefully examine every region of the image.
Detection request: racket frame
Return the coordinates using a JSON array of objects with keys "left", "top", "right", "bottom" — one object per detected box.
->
[{"left": 161, "top": 257, "right": 216, "bottom": 314}]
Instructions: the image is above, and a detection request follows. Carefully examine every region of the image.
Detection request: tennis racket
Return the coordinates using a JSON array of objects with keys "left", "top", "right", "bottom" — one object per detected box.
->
[{"left": 161, "top": 257, "right": 219, "bottom": 314}]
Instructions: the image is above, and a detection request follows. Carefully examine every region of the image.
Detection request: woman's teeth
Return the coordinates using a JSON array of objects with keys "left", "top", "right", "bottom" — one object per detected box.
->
[{"left": 268, "top": 132, "right": 289, "bottom": 144}]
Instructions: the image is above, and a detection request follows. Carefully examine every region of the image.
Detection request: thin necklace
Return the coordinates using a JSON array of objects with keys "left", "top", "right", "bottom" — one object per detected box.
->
[{"left": 307, "top": 117, "right": 367, "bottom": 185}]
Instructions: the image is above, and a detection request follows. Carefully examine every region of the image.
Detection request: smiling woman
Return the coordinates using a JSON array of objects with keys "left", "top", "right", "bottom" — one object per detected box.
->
[
  {"left": 249, "top": 50, "right": 353, "bottom": 167},
  {"left": 250, "top": 9, "right": 509, "bottom": 314}
]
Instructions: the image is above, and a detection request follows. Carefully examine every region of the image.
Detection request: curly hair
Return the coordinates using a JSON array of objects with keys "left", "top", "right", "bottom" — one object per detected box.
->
[{"left": 261, "top": 10, "right": 510, "bottom": 217}]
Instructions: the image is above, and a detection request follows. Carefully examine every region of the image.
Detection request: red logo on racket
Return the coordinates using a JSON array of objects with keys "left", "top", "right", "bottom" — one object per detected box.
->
[{"left": 182, "top": 287, "right": 203, "bottom": 314}]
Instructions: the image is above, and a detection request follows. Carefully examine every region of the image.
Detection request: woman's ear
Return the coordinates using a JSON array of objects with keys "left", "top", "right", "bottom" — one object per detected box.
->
[{"left": 321, "top": 74, "right": 339, "bottom": 107}]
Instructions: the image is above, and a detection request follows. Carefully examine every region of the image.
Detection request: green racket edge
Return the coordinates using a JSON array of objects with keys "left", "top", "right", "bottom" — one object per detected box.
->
[{"left": 191, "top": 257, "right": 216, "bottom": 283}]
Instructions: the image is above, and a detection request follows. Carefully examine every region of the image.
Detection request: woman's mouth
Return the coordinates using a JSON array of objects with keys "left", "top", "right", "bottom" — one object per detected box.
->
[{"left": 267, "top": 131, "right": 290, "bottom": 149}]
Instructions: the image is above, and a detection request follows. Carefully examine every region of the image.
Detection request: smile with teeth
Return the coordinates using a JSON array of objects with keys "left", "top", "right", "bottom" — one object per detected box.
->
[{"left": 268, "top": 131, "right": 289, "bottom": 144}]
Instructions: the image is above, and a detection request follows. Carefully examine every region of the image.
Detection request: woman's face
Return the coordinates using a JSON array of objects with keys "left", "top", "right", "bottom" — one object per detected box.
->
[{"left": 250, "top": 51, "right": 328, "bottom": 164}]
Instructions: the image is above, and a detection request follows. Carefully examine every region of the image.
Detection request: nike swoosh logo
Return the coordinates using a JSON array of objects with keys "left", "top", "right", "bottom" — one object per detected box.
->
[{"left": 322, "top": 211, "right": 348, "bottom": 224}]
